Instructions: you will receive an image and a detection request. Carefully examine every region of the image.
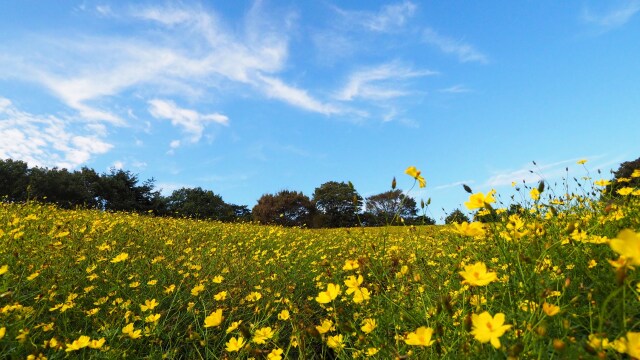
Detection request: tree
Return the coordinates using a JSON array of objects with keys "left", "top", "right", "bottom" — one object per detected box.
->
[
  {"left": 0, "top": 158, "right": 30, "bottom": 202},
  {"left": 445, "top": 209, "right": 470, "bottom": 224},
  {"left": 407, "top": 214, "right": 436, "bottom": 225},
  {"left": 312, "top": 181, "right": 363, "bottom": 228},
  {"left": 165, "top": 187, "right": 228, "bottom": 220},
  {"left": 96, "top": 169, "right": 162, "bottom": 212},
  {"left": 610, "top": 157, "right": 640, "bottom": 195},
  {"left": 28, "top": 166, "right": 101, "bottom": 209},
  {"left": 252, "top": 190, "right": 315, "bottom": 227},
  {"left": 364, "top": 189, "right": 417, "bottom": 225}
]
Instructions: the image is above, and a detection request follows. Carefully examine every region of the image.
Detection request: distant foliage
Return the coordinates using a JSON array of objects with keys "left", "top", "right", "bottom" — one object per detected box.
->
[
  {"left": 365, "top": 189, "right": 418, "bottom": 226},
  {"left": 611, "top": 156, "right": 640, "bottom": 195},
  {"left": 445, "top": 208, "right": 470, "bottom": 224},
  {"left": 312, "top": 181, "right": 363, "bottom": 228},
  {"left": 252, "top": 190, "right": 315, "bottom": 227}
]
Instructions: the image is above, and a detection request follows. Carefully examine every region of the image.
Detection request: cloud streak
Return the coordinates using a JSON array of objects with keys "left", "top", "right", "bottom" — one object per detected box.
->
[
  {"left": 422, "top": 28, "right": 488, "bottom": 64},
  {"left": 582, "top": 1, "right": 640, "bottom": 28},
  {"left": 148, "top": 99, "right": 229, "bottom": 144}
]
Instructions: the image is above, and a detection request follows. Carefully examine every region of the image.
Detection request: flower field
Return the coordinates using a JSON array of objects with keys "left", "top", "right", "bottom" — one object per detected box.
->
[{"left": 1, "top": 172, "right": 640, "bottom": 359}]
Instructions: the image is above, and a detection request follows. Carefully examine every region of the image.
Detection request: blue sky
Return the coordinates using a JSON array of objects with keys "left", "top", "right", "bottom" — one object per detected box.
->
[{"left": 1, "top": 1, "right": 639, "bottom": 222}]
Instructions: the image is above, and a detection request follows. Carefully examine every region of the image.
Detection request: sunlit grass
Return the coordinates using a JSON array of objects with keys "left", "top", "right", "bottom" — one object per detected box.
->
[{"left": 1, "top": 166, "right": 639, "bottom": 359}]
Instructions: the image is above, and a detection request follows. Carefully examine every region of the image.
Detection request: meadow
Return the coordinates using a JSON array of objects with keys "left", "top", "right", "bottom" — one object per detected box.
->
[{"left": 1, "top": 168, "right": 640, "bottom": 359}]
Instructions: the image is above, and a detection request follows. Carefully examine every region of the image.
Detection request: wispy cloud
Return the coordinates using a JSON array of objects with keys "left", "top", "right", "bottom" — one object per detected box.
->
[
  {"left": 334, "top": 1, "right": 417, "bottom": 33},
  {"left": 0, "top": 97, "right": 112, "bottom": 168},
  {"left": 422, "top": 28, "right": 488, "bottom": 64},
  {"left": 433, "top": 180, "right": 476, "bottom": 191},
  {"left": 439, "top": 85, "right": 472, "bottom": 93},
  {"left": 582, "top": 1, "right": 640, "bottom": 29},
  {"left": 336, "top": 62, "right": 436, "bottom": 101},
  {"left": 148, "top": 99, "right": 228, "bottom": 144},
  {"left": 255, "top": 74, "right": 340, "bottom": 115}
]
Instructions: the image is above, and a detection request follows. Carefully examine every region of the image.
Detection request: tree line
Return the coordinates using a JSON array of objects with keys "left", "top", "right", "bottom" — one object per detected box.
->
[{"left": 0, "top": 159, "right": 435, "bottom": 227}]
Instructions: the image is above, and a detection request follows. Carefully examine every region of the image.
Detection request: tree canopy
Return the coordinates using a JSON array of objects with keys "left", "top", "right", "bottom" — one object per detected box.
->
[
  {"left": 312, "top": 181, "right": 363, "bottom": 228},
  {"left": 252, "top": 190, "right": 315, "bottom": 227},
  {"left": 364, "top": 189, "right": 417, "bottom": 225}
]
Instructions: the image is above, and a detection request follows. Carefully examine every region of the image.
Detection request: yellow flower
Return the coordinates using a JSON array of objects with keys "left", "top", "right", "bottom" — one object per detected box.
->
[
  {"left": 0, "top": 327, "right": 5, "bottom": 339},
  {"left": 253, "top": 327, "right": 275, "bottom": 344},
  {"left": 204, "top": 309, "right": 224, "bottom": 328},
  {"left": 471, "top": 312, "right": 512, "bottom": 349},
  {"left": 145, "top": 313, "right": 161, "bottom": 323},
  {"left": 625, "top": 332, "right": 640, "bottom": 358},
  {"left": 110, "top": 252, "right": 129, "bottom": 263},
  {"left": 351, "top": 287, "right": 371, "bottom": 303},
  {"left": 344, "top": 275, "right": 364, "bottom": 290},
  {"left": 366, "top": 347, "right": 379, "bottom": 356},
  {"left": 316, "top": 319, "right": 334, "bottom": 334},
  {"left": 530, "top": 188, "right": 540, "bottom": 201},
  {"left": 405, "top": 166, "right": 426, "bottom": 188},
  {"left": 89, "top": 337, "right": 105, "bottom": 349},
  {"left": 16, "top": 329, "right": 29, "bottom": 343},
  {"left": 464, "top": 190, "right": 496, "bottom": 210},
  {"left": 27, "top": 271, "right": 40, "bottom": 281},
  {"left": 342, "top": 259, "right": 359, "bottom": 270},
  {"left": 65, "top": 335, "right": 91, "bottom": 352},
  {"left": 315, "top": 283, "right": 341, "bottom": 304},
  {"left": 212, "top": 275, "right": 224, "bottom": 283},
  {"left": 459, "top": 262, "right": 498, "bottom": 286},
  {"left": 278, "top": 309, "right": 290, "bottom": 321},
  {"left": 140, "top": 299, "right": 159, "bottom": 312},
  {"left": 326, "top": 334, "right": 345, "bottom": 350},
  {"left": 577, "top": 159, "right": 587, "bottom": 165},
  {"left": 245, "top": 292, "right": 262, "bottom": 302},
  {"left": 404, "top": 326, "right": 435, "bottom": 346},
  {"left": 610, "top": 229, "right": 640, "bottom": 266},
  {"left": 191, "top": 284, "right": 205, "bottom": 296},
  {"left": 267, "top": 348, "right": 283, "bottom": 360},
  {"left": 214, "top": 291, "right": 227, "bottom": 301},
  {"left": 617, "top": 187, "right": 634, "bottom": 196},
  {"left": 122, "top": 323, "right": 142, "bottom": 339},
  {"left": 594, "top": 179, "right": 611, "bottom": 186},
  {"left": 542, "top": 302, "right": 560, "bottom": 317},
  {"left": 226, "top": 320, "right": 242, "bottom": 334},
  {"left": 164, "top": 284, "right": 176, "bottom": 294},
  {"left": 226, "top": 336, "right": 246, "bottom": 352},
  {"left": 453, "top": 221, "right": 486, "bottom": 238},
  {"left": 0, "top": 265, "right": 8, "bottom": 275},
  {"left": 361, "top": 318, "right": 377, "bottom": 334}
]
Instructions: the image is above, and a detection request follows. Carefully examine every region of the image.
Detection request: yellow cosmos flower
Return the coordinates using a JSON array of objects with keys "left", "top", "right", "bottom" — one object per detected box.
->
[
  {"left": 110, "top": 252, "right": 129, "bottom": 263},
  {"left": 65, "top": 335, "right": 91, "bottom": 352},
  {"left": 594, "top": 179, "right": 611, "bottom": 186},
  {"left": 89, "top": 338, "right": 105, "bottom": 349},
  {"left": 404, "top": 326, "right": 435, "bottom": 346},
  {"left": 204, "top": 309, "right": 224, "bottom": 328},
  {"left": 191, "top": 284, "right": 205, "bottom": 296},
  {"left": 226, "top": 320, "right": 242, "bottom": 334},
  {"left": 278, "top": 309, "right": 290, "bottom": 321},
  {"left": 344, "top": 275, "right": 364, "bottom": 290},
  {"left": 214, "top": 291, "right": 227, "bottom": 301},
  {"left": 405, "top": 166, "right": 426, "bottom": 188},
  {"left": 0, "top": 265, "right": 8, "bottom": 275},
  {"left": 577, "top": 159, "right": 587, "bottom": 165},
  {"left": 459, "top": 262, "right": 498, "bottom": 286},
  {"left": 122, "top": 323, "right": 142, "bottom": 339},
  {"left": 267, "top": 348, "right": 283, "bottom": 360},
  {"left": 351, "top": 287, "right": 371, "bottom": 303},
  {"left": 610, "top": 229, "right": 640, "bottom": 266},
  {"left": 326, "top": 334, "right": 345, "bottom": 350},
  {"left": 342, "top": 259, "right": 359, "bottom": 270},
  {"left": 361, "top": 318, "right": 377, "bottom": 334},
  {"left": 315, "top": 283, "right": 341, "bottom": 304},
  {"left": 316, "top": 319, "right": 334, "bottom": 334},
  {"left": 212, "top": 275, "right": 224, "bottom": 283},
  {"left": 27, "top": 271, "right": 40, "bottom": 281},
  {"left": 617, "top": 187, "right": 634, "bottom": 196},
  {"left": 140, "top": 299, "right": 159, "bottom": 312},
  {"left": 625, "top": 332, "right": 640, "bottom": 358},
  {"left": 471, "top": 312, "right": 512, "bottom": 349},
  {"left": 253, "top": 327, "right": 275, "bottom": 344},
  {"left": 145, "top": 313, "right": 161, "bottom": 323},
  {"left": 453, "top": 221, "right": 486, "bottom": 238},
  {"left": 530, "top": 188, "right": 540, "bottom": 201},
  {"left": 0, "top": 327, "right": 5, "bottom": 339},
  {"left": 542, "top": 302, "right": 560, "bottom": 317},
  {"left": 226, "top": 336, "right": 246, "bottom": 352},
  {"left": 464, "top": 190, "right": 496, "bottom": 210}
]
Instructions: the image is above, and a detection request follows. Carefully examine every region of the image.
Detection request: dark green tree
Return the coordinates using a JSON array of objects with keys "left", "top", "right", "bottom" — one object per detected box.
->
[
  {"left": 445, "top": 209, "right": 470, "bottom": 224},
  {"left": 610, "top": 157, "right": 640, "bottom": 194},
  {"left": 252, "top": 190, "right": 315, "bottom": 227},
  {"left": 312, "top": 181, "right": 363, "bottom": 228},
  {"left": 0, "top": 158, "right": 30, "bottom": 202},
  {"left": 28, "top": 167, "right": 101, "bottom": 209},
  {"left": 96, "top": 169, "right": 162, "bottom": 212},
  {"left": 165, "top": 187, "right": 228, "bottom": 220},
  {"left": 364, "top": 189, "right": 417, "bottom": 225}
]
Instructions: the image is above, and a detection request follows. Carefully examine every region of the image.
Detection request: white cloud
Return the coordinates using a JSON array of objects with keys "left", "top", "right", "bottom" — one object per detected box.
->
[
  {"left": 433, "top": 180, "right": 476, "bottom": 191},
  {"left": 256, "top": 75, "right": 340, "bottom": 114},
  {"left": 148, "top": 99, "right": 228, "bottom": 143},
  {"left": 439, "top": 85, "right": 472, "bottom": 93},
  {"left": 0, "top": 97, "right": 112, "bottom": 168},
  {"left": 169, "top": 140, "right": 181, "bottom": 149},
  {"left": 334, "top": 1, "right": 417, "bottom": 32},
  {"left": 111, "top": 161, "right": 124, "bottom": 170},
  {"left": 422, "top": 28, "right": 488, "bottom": 64},
  {"left": 336, "top": 62, "right": 436, "bottom": 101},
  {"left": 583, "top": 1, "right": 640, "bottom": 28}
]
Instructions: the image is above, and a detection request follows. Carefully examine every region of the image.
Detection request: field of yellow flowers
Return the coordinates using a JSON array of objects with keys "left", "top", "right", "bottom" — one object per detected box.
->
[{"left": 1, "top": 169, "right": 640, "bottom": 359}]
